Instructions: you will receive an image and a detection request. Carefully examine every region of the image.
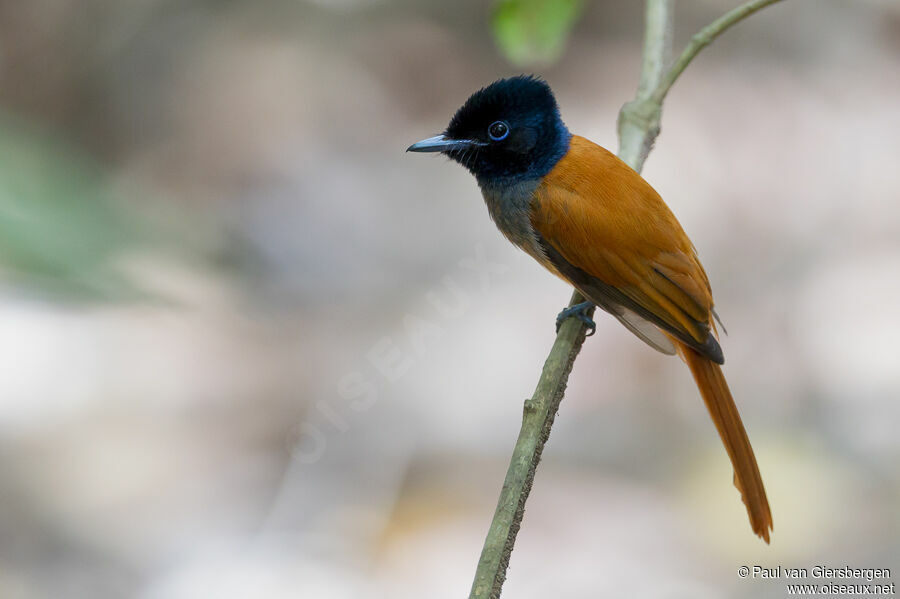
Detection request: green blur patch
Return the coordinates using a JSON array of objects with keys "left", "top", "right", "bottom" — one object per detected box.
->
[
  {"left": 0, "top": 114, "right": 145, "bottom": 301},
  {"left": 492, "top": 0, "right": 585, "bottom": 66}
]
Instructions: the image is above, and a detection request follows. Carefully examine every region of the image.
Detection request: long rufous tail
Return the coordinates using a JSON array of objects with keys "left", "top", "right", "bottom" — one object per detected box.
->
[{"left": 679, "top": 343, "right": 773, "bottom": 543}]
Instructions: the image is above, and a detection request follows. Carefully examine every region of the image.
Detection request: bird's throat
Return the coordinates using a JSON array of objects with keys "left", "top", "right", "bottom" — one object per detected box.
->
[{"left": 479, "top": 178, "right": 545, "bottom": 260}]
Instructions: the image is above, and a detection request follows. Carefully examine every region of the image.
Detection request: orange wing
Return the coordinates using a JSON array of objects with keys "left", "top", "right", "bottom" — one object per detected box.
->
[
  {"left": 530, "top": 136, "right": 773, "bottom": 541},
  {"left": 531, "top": 135, "right": 722, "bottom": 362}
]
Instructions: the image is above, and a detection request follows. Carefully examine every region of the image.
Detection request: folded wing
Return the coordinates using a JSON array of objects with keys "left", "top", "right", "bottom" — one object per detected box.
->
[{"left": 531, "top": 135, "right": 723, "bottom": 363}]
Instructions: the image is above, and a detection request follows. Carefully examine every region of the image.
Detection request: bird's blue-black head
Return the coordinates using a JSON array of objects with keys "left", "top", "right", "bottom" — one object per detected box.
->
[{"left": 408, "top": 76, "right": 571, "bottom": 186}]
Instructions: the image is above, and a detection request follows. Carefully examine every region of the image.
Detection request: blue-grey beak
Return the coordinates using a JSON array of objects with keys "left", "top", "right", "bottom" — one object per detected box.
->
[{"left": 407, "top": 134, "right": 484, "bottom": 153}]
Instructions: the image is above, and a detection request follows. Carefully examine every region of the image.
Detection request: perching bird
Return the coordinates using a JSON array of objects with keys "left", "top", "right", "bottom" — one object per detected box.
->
[{"left": 407, "top": 75, "right": 772, "bottom": 542}]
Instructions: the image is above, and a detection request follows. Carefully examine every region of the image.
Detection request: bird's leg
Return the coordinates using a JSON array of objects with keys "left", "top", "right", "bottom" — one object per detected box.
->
[{"left": 555, "top": 301, "right": 597, "bottom": 336}]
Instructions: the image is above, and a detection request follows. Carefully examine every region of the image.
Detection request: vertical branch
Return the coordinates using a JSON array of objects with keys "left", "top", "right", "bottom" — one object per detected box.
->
[
  {"left": 467, "top": 1, "right": 785, "bottom": 598},
  {"left": 636, "top": 0, "right": 674, "bottom": 98},
  {"left": 618, "top": 0, "right": 674, "bottom": 171}
]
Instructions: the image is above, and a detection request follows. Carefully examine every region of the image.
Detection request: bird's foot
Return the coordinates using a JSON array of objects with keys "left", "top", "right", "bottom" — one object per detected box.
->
[{"left": 555, "top": 301, "right": 596, "bottom": 336}]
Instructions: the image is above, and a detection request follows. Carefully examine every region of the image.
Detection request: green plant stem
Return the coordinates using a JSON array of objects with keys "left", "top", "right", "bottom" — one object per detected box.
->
[
  {"left": 467, "top": 1, "right": 785, "bottom": 598},
  {"left": 651, "top": 0, "right": 785, "bottom": 104}
]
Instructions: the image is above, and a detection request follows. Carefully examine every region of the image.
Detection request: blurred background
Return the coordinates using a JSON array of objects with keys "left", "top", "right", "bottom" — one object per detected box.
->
[{"left": 0, "top": 0, "right": 898, "bottom": 597}]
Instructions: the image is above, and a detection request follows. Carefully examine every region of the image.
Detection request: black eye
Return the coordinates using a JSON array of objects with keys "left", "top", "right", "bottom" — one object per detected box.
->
[{"left": 488, "top": 121, "right": 509, "bottom": 141}]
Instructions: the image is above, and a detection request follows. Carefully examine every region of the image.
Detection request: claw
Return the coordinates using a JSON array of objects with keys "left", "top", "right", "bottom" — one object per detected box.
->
[{"left": 555, "top": 301, "right": 596, "bottom": 336}]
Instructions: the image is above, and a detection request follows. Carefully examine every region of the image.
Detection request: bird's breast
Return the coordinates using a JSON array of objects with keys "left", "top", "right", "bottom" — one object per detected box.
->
[{"left": 479, "top": 178, "right": 547, "bottom": 262}]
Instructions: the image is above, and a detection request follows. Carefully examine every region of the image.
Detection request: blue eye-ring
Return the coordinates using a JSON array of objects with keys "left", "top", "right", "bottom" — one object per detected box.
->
[{"left": 488, "top": 121, "right": 509, "bottom": 141}]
